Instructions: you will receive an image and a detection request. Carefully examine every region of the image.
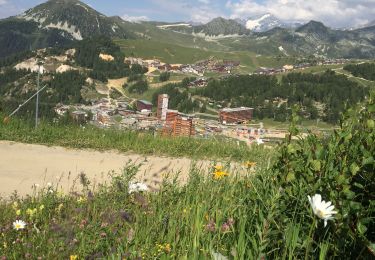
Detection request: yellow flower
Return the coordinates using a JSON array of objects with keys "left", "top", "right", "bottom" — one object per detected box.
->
[
  {"left": 16, "top": 209, "right": 21, "bottom": 216},
  {"left": 213, "top": 165, "right": 223, "bottom": 171},
  {"left": 26, "top": 208, "right": 37, "bottom": 217},
  {"left": 70, "top": 255, "right": 78, "bottom": 260},
  {"left": 212, "top": 171, "right": 229, "bottom": 180},
  {"left": 164, "top": 243, "right": 171, "bottom": 253},
  {"left": 183, "top": 208, "right": 187, "bottom": 214},
  {"left": 77, "top": 197, "right": 87, "bottom": 203},
  {"left": 56, "top": 203, "right": 64, "bottom": 212},
  {"left": 39, "top": 205, "right": 45, "bottom": 211},
  {"left": 244, "top": 161, "right": 257, "bottom": 169},
  {"left": 12, "top": 202, "right": 18, "bottom": 210}
]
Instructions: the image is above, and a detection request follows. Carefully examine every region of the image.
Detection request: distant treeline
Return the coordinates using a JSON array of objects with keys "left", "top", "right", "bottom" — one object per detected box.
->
[
  {"left": 196, "top": 70, "right": 367, "bottom": 123},
  {"left": 344, "top": 62, "right": 375, "bottom": 81}
]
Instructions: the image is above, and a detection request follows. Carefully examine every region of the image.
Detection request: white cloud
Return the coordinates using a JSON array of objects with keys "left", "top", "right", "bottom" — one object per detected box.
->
[
  {"left": 0, "top": 0, "right": 7, "bottom": 5},
  {"left": 150, "top": 0, "right": 223, "bottom": 23},
  {"left": 226, "top": 0, "right": 375, "bottom": 28},
  {"left": 121, "top": 14, "right": 149, "bottom": 23}
]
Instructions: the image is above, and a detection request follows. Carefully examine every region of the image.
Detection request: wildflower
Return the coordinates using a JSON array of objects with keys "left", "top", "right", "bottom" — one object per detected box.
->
[
  {"left": 164, "top": 243, "right": 171, "bottom": 254},
  {"left": 221, "top": 222, "right": 230, "bottom": 232},
  {"left": 26, "top": 208, "right": 37, "bottom": 217},
  {"left": 205, "top": 220, "right": 216, "bottom": 232},
  {"left": 39, "top": 205, "right": 45, "bottom": 211},
  {"left": 227, "top": 218, "right": 235, "bottom": 227},
  {"left": 308, "top": 194, "right": 337, "bottom": 227},
  {"left": 244, "top": 161, "right": 257, "bottom": 169},
  {"left": 256, "top": 138, "right": 264, "bottom": 145},
  {"left": 128, "top": 182, "right": 149, "bottom": 194},
  {"left": 211, "top": 250, "right": 228, "bottom": 260},
  {"left": 213, "top": 165, "right": 223, "bottom": 171},
  {"left": 77, "top": 197, "right": 87, "bottom": 203},
  {"left": 57, "top": 203, "right": 64, "bottom": 212},
  {"left": 212, "top": 171, "right": 229, "bottom": 180},
  {"left": 16, "top": 209, "right": 21, "bottom": 216},
  {"left": 13, "top": 220, "right": 27, "bottom": 230},
  {"left": 70, "top": 255, "right": 78, "bottom": 260},
  {"left": 12, "top": 202, "right": 18, "bottom": 210}
]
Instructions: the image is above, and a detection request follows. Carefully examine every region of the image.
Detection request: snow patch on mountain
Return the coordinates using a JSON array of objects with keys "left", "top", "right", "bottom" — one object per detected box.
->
[
  {"left": 45, "top": 21, "right": 83, "bottom": 40},
  {"left": 76, "top": 3, "right": 89, "bottom": 12},
  {"left": 246, "top": 14, "right": 272, "bottom": 30},
  {"left": 157, "top": 23, "right": 192, "bottom": 29},
  {"left": 242, "top": 13, "right": 304, "bottom": 32},
  {"left": 278, "top": 46, "right": 288, "bottom": 56}
]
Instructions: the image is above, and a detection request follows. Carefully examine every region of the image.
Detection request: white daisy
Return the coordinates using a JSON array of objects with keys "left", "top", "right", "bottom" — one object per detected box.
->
[
  {"left": 13, "top": 220, "right": 27, "bottom": 230},
  {"left": 308, "top": 194, "right": 337, "bottom": 227}
]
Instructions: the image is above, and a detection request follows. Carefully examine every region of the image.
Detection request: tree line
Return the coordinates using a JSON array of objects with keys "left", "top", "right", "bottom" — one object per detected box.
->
[
  {"left": 344, "top": 63, "right": 375, "bottom": 81},
  {"left": 196, "top": 71, "right": 367, "bottom": 123}
]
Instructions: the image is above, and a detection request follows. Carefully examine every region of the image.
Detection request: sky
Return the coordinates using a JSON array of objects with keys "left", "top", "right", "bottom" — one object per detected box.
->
[{"left": 0, "top": 0, "right": 375, "bottom": 28}]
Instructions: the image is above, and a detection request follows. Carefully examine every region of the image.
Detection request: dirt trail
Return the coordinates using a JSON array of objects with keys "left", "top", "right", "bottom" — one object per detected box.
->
[{"left": 0, "top": 141, "right": 243, "bottom": 197}]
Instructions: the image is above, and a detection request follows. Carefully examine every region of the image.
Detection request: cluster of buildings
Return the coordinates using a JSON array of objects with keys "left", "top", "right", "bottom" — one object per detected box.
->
[
  {"left": 187, "top": 78, "right": 209, "bottom": 88},
  {"left": 254, "top": 59, "right": 349, "bottom": 76},
  {"left": 254, "top": 64, "right": 311, "bottom": 75},
  {"left": 124, "top": 57, "right": 240, "bottom": 77}
]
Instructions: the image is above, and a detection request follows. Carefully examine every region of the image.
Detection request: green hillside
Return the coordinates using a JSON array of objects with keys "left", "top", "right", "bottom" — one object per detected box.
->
[{"left": 115, "top": 39, "right": 298, "bottom": 73}]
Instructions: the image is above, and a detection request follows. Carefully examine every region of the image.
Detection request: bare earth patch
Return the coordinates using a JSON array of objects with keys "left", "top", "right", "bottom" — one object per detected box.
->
[{"left": 0, "top": 141, "right": 247, "bottom": 197}]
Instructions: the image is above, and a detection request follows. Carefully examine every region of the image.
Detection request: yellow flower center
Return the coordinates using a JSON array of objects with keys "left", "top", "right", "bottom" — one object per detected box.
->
[{"left": 316, "top": 209, "right": 325, "bottom": 218}]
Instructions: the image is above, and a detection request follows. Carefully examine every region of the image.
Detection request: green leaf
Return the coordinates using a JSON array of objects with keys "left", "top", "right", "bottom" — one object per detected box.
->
[
  {"left": 343, "top": 187, "right": 355, "bottom": 200},
  {"left": 362, "top": 156, "right": 374, "bottom": 166},
  {"left": 287, "top": 144, "right": 296, "bottom": 154},
  {"left": 357, "top": 221, "right": 368, "bottom": 235},
  {"left": 336, "top": 175, "right": 347, "bottom": 185},
  {"left": 310, "top": 160, "right": 321, "bottom": 171},
  {"left": 286, "top": 172, "right": 295, "bottom": 182},
  {"left": 349, "top": 201, "right": 362, "bottom": 211},
  {"left": 367, "top": 119, "right": 374, "bottom": 129},
  {"left": 350, "top": 163, "right": 360, "bottom": 175}
]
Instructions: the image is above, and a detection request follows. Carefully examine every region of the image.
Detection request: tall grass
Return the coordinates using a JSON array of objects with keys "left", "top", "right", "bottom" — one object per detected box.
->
[
  {"left": 0, "top": 163, "right": 313, "bottom": 259},
  {"left": 0, "top": 114, "right": 269, "bottom": 162}
]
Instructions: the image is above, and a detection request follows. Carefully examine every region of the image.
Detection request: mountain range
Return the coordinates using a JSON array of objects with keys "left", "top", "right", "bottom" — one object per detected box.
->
[{"left": 0, "top": 0, "right": 375, "bottom": 59}]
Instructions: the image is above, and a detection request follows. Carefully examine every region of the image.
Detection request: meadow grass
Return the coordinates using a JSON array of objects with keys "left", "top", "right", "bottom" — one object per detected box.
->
[
  {"left": 0, "top": 162, "right": 327, "bottom": 259},
  {"left": 0, "top": 115, "right": 268, "bottom": 162}
]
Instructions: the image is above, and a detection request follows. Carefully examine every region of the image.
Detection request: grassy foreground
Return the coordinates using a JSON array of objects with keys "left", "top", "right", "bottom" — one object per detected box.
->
[
  {"left": 0, "top": 95, "right": 374, "bottom": 259},
  {"left": 0, "top": 115, "right": 268, "bottom": 162}
]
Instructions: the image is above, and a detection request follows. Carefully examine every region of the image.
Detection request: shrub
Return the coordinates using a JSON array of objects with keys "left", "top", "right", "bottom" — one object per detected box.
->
[
  {"left": 128, "top": 80, "right": 149, "bottom": 94},
  {"left": 272, "top": 93, "right": 375, "bottom": 258},
  {"left": 159, "top": 72, "right": 171, "bottom": 82}
]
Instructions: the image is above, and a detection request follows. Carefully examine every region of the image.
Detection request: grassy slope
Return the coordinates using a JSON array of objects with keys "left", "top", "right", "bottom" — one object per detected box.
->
[{"left": 115, "top": 39, "right": 298, "bottom": 73}]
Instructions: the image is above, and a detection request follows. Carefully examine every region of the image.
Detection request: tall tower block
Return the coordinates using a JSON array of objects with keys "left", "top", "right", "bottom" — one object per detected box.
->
[{"left": 157, "top": 94, "right": 169, "bottom": 120}]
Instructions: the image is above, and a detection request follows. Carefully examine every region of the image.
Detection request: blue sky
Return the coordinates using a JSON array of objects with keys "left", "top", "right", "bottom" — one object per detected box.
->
[{"left": 1, "top": 0, "right": 375, "bottom": 28}]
